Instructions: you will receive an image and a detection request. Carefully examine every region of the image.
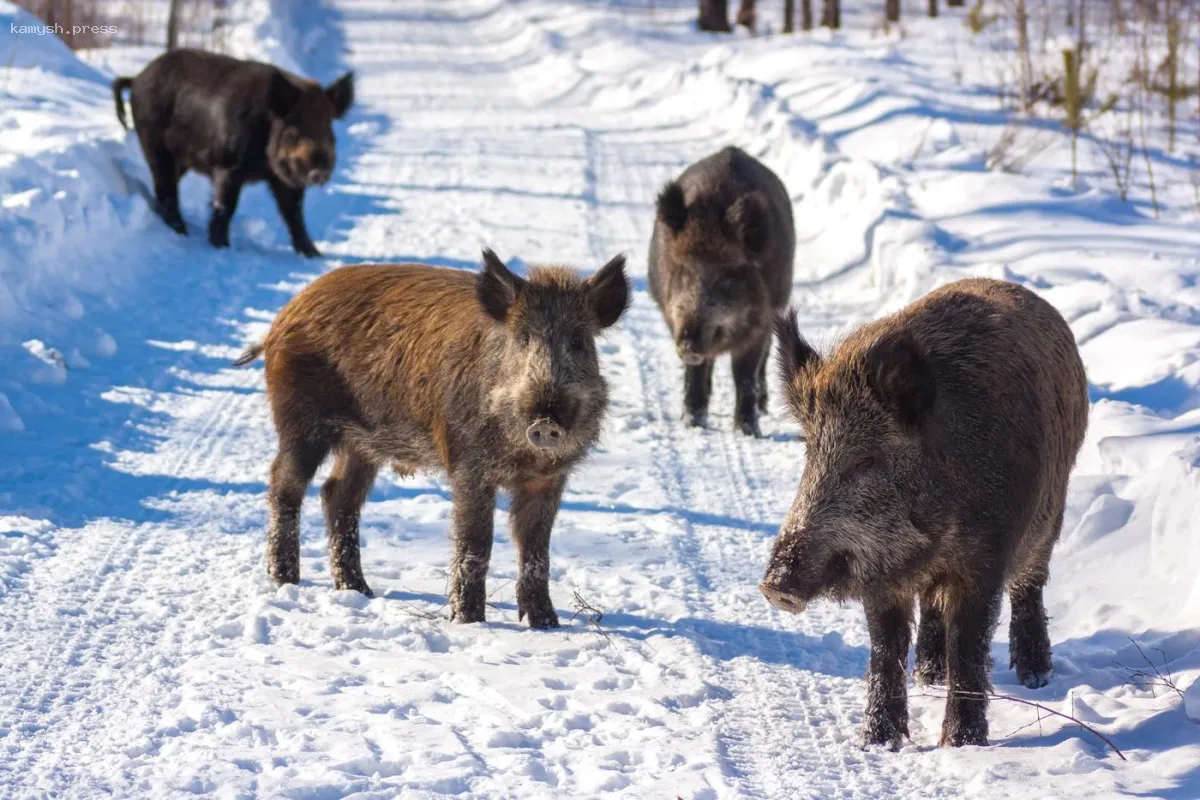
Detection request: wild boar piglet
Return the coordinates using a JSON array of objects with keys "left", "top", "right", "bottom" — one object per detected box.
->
[{"left": 236, "top": 249, "right": 630, "bottom": 628}]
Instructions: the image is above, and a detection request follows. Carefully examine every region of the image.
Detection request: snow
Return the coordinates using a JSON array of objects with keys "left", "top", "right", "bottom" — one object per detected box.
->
[{"left": 2, "top": 0, "right": 1199, "bottom": 796}]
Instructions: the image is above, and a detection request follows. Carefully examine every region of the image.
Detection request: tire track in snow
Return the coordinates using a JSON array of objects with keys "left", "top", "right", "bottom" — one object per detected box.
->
[
  {"left": 570, "top": 47, "right": 966, "bottom": 800},
  {"left": 0, "top": 275, "right": 272, "bottom": 794}
]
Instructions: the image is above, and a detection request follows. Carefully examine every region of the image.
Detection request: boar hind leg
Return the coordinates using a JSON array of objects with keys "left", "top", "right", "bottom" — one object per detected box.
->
[
  {"left": 142, "top": 137, "right": 186, "bottom": 235},
  {"left": 682, "top": 359, "right": 713, "bottom": 428},
  {"left": 862, "top": 595, "right": 913, "bottom": 750},
  {"left": 208, "top": 168, "right": 246, "bottom": 249},
  {"left": 510, "top": 476, "right": 566, "bottom": 629},
  {"left": 269, "top": 178, "right": 319, "bottom": 258},
  {"left": 914, "top": 589, "right": 947, "bottom": 685},
  {"left": 267, "top": 437, "right": 329, "bottom": 586},
  {"left": 1009, "top": 525, "right": 1056, "bottom": 688},
  {"left": 732, "top": 340, "right": 769, "bottom": 437},
  {"left": 448, "top": 473, "right": 496, "bottom": 624},
  {"left": 940, "top": 584, "right": 1002, "bottom": 747},
  {"left": 321, "top": 448, "right": 378, "bottom": 597}
]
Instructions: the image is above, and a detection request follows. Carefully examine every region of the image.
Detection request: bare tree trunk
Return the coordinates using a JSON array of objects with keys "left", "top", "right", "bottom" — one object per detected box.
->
[
  {"left": 784, "top": 0, "right": 796, "bottom": 31},
  {"left": 822, "top": 0, "right": 841, "bottom": 27},
  {"left": 698, "top": 0, "right": 732, "bottom": 31},
  {"left": 929, "top": 0, "right": 939, "bottom": 16},
  {"left": 948, "top": 0, "right": 964, "bottom": 7},
  {"left": 886, "top": 0, "right": 901, "bottom": 22},
  {"left": 802, "top": 0, "right": 814, "bottom": 28},
  {"left": 166, "top": 0, "right": 184, "bottom": 51},
  {"left": 1015, "top": 0, "right": 1033, "bottom": 110},
  {"left": 736, "top": 0, "right": 757, "bottom": 32}
]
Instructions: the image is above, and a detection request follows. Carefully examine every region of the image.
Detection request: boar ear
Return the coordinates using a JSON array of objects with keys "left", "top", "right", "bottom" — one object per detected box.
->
[
  {"left": 586, "top": 254, "right": 629, "bottom": 329},
  {"left": 268, "top": 71, "right": 303, "bottom": 118},
  {"left": 325, "top": 72, "right": 354, "bottom": 119},
  {"left": 727, "top": 191, "right": 770, "bottom": 255},
  {"left": 867, "top": 331, "right": 936, "bottom": 428},
  {"left": 477, "top": 248, "right": 525, "bottom": 323},
  {"left": 775, "top": 308, "right": 820, "bottom": 387},
  {"left": 656, "top": 181, "right": 687, "bottom": 234}
]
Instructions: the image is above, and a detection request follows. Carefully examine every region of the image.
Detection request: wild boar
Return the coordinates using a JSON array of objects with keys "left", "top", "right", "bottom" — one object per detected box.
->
[
  {"left": 234, "top": 249, "right": 629, "bottom": 628},
  {"left": 648, "top": 146, "right": 794, "bottom": 436},
  {"left": 113, "top": 49, "right": 353, "bottom": 257},
  {"left": 760, "top": 278, "right": 1088, "bottom": 748}
]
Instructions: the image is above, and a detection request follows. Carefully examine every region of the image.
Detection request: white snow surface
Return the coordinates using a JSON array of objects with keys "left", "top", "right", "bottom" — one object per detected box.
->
[{"left": 2, "top": 0, "right": 1200, "bottom": 797}]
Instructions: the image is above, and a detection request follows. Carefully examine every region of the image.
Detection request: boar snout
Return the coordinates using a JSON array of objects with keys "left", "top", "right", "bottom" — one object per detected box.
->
[
  {"left": 527, "top": 418, "right": 566, "bottom": 449},
  {"left": 677, "top": 322, "right": 720, "bottom": 365},
  {"left": 307, "top": 168, "right": 331, "bottom": 185},
  {"left": 761, "top": 529, "right": 854, "bottom": 613},
  {"left": 759, "top": 580, "right": 808, "bottom": 614}
]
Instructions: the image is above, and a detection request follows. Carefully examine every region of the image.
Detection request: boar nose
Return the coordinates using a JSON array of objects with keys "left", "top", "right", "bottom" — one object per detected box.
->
[
  {"left": 527, "top": 418, "right": 566, "bottom": 449},
  {"left": 678, "top": 348, "right": 705, "bottom": 367},
  {"left": 759, "top": 580, "right": 808, "bottom": 615},
  {"left": 307, "top": 168, "right": 330, "bottom": 185}
]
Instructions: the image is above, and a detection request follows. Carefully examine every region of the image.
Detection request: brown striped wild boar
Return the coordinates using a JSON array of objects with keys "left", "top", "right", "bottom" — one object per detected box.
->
[
  {"left": 760, "top": 278, "right": 1088, "bottom": 749},
  {"left": 234, "top": 249, "right": 629, "bottom": 628},
  {"left": 113, "top": 49, "right": 353, "bottom": 257},
  {"left": 648, "top": 146, "right": 795, "bottom": 436}
]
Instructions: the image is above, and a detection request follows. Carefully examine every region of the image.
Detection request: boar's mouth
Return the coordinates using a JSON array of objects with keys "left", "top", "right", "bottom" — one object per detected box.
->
[{"left": 759, "top": 551, "right": 855, "bottom": 614}]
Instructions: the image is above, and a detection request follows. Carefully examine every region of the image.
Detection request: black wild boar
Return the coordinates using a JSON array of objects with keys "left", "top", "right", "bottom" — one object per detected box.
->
[
  {"left": 648, "top": 146, "right": 795, "bottom": 436},
  {"left": 113, "top": 49, "right": 354, "bottom": 257},
  {"left": 234, "top": 249, "right": 629, "bottom": 628},
  {"left": 761, "top": 278, "right": 1088, "bottom": 748}
]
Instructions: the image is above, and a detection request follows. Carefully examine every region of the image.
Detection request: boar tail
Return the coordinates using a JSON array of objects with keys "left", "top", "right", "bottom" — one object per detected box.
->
[
  {"left": 113, "top": 77, "right": 134, "bottom": 130},
  {"left": 232, "top": 343, "right": 265, "bottom": 367}
]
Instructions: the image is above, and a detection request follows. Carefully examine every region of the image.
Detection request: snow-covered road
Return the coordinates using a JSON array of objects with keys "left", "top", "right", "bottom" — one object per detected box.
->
[{"left": 2, "top": 0, "right": 1199, "bottom": 797}]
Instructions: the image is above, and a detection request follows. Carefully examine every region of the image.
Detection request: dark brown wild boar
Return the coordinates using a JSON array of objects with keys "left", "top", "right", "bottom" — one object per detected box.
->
[
  {"left": 234, "top": 249, "right": 629, "bottom": 628},
  {"left": 113, "top": 49, "right": 353, "bottom": 257},
  {"left": 648, "top": 146, "right": 795, "bottom": 436},
  {"left": 761, "top": 278, "right": 1088, "bottom": 749}
]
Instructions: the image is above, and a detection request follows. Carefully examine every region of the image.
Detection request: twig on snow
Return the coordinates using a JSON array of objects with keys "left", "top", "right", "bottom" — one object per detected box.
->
[{"left": 1115, "top": 636, "right": 1186, "bottom": 701}]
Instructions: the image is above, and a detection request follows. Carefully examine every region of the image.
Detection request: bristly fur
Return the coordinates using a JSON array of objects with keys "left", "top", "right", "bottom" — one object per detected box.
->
[
  {"left": 120, "top": 49, "right": 353, "bottom": 257},
  {"left": 647, "top": 146, "right": 796, "bottom": 437},
  {"left": 249, "top": 249, "right": 629, "bottom": 629},
  {"left": 762, "top": 278, "right": 1089, "bottom": 750}
]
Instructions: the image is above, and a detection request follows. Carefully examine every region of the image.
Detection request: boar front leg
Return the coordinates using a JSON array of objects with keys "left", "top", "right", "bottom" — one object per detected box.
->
[
  {"left": 448, "top": 473, "right": 495, "bottom": 624},
  {"left": 940, "top": 584, "right": 1002, "bottom": 747},
  {"left": 682, "top": 359, "right": 713, "bottom": 428},
  {"left": 510, "top": 476, "right": 566, "bottom": 629},
  {"left": 732, "top": 339, "right": 769, "bottom": 437},
  {"left": 208, "top": 167, "right": 245, "bottom": 248},
  {"left": 269, "top": 178, "right": 319, "bottom": 258},
  {"left": 862, "top": 594, "right": 913, "bottom": 750}
]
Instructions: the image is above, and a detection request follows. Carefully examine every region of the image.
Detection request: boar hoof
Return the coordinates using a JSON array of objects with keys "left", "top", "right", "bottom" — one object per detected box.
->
[
  {"left": 735, "top": 417, "right": 762, "bottom": 438},
  {"left": 861, "top": 724, "right": 905, "bottom": 752},
  {"left": 335, "top": 578, "right": 374, "bottom": 598},
  {"left": 1016, "top": 667, "right": 1052, "bottom": 689},
  {"left": 450, "top": 601, "right": 486, "bottom": 625},
  {"left": 939, "top": 721, "right": 988, "bottom": 748},
  {"left": 267, "top": 564, "right": 299, "bottom": 587},
  {"left": 519, "top": 604, "right": 560, "bottom": 629},
  {"left": 683, "top": 411, "right": 707, "bottom": 429},
  {"left": 295, "top": 240, "right": 321, "bottom": 258}
]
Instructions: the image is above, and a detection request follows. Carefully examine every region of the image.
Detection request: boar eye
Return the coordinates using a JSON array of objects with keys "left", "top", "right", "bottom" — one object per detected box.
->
[
  {"left": 842, "top": 454, "right": 877, "bottom": 481},
  {"left": 569, "top": 333, "right": 587, "bottom": 352}
]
